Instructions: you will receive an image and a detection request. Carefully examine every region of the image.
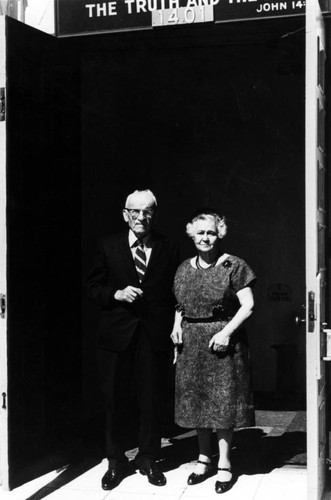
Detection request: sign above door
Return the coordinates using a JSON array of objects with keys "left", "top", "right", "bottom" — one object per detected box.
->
[{"left": 55, "top": 0, "right": 308, "bottom": 37}]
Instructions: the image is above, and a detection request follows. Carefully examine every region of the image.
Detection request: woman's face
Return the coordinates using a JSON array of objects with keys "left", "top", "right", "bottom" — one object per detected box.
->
[{"left": 192, "top": 217, "right": 219, "bottom": 254}]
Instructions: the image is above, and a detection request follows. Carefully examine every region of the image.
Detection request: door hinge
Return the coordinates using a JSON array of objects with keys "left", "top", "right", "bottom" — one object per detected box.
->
[
  {"left": 0, "top": 88, "right": 5, "bottom": 121},
  {"left": 1, "top": 392, "right": 6, "bottom": 410},
  {"left": 0, "top": 293, "right": 6, "bottom": 318}
]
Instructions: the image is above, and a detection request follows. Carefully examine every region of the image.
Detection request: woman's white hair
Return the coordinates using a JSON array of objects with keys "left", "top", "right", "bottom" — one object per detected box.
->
[{"left": 186, "top": 212, "right": 227, "bottom": 240}]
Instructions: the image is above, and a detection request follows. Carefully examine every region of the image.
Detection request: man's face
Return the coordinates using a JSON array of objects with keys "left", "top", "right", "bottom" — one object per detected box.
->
[{"left": 123, "top": 192, "right": 156, "bottom": 238}]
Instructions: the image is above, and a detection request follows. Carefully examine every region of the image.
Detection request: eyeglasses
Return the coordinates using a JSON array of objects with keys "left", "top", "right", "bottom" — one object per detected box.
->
[{"left": 125, "top": 208, "right": 154, "bottom": 219}]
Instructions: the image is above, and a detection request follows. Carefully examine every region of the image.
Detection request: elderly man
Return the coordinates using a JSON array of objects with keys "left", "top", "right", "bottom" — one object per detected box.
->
[{"left": 86, "top": 189, "right": 179, "bottom": 490}]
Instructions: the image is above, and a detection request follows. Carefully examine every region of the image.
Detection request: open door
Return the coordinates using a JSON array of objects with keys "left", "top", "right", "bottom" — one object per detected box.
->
[
  {"left": 306, "top": 1, "right": 328, "bottom": 498},
  {"left": 1, "top": 17, "right": 82, "bottom": 489},
  {"left": 0, "top": 14, "right": 7, "bottom": 490}
]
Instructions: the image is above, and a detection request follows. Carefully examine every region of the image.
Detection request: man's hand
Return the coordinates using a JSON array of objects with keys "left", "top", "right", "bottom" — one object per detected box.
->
[{"left": 114, "top": 286, "right": 143, "bottom": 303}]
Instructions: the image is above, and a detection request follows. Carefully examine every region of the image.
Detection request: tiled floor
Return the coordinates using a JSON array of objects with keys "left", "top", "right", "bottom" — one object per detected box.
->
[
  {"left": 0, "top": 458, "right": 308, "bottom": 500},
  {"left": 0, "top": 411, "right": 330, "bottom": 500}
]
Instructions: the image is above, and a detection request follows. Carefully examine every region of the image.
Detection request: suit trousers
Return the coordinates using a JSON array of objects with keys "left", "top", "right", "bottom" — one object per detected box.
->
[{"left": 97, "top": 326, "right": 169, "bottom": 467}]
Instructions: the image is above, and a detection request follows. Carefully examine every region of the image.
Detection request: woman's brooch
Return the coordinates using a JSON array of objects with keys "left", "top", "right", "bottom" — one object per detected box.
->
[
  {"left": 212, "top": 304, "right": 225, "bottom": 317},
  {"left": 222, "top": 260, "right": 232, "bottom": 268}
]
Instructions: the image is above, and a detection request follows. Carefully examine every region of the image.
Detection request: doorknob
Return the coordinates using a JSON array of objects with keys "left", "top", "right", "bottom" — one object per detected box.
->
[{"left": 295, "top": 305, "right": 306, "bottom": 326}]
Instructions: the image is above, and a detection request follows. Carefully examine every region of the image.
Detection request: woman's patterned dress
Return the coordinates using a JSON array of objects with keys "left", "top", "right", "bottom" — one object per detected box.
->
[{"left": 174, "top": 255, "right": 256, "bottom": 429}]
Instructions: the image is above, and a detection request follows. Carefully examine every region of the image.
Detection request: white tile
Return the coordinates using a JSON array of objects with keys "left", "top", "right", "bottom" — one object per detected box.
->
[
  {"left": 125, "top": 447, "right": 138, "bottom": 461},
  {"left": 104, "top": 493, "right": 181, "bottom": 500},
  {"left": 164, "top": 465, "right": 194, "bottom": 486},
  {"left": 0, "top": 470, "right": 61, "bottom": 500},
  {"left": 60, "top": 461, "right": 107, "bottom": 491},
  {"left": 44, "top": 489, "right": 109, "bottom": 500},
  {"left": 112, "top": 469, "right": 186, "bottom": 496},
  {"left": 0, "top": 458, "right": 309, "bottom": 500},
  {"left": 266, "top": 466, "right": 307, "bottom": 476},
  {"left": 254, "top": 469, "right": 307, "bottom": 500},
  {"left": 180, "top": 472, "right": 264, "bottom": 499},
  {"left": 170, "top": 430, "right": 197, "bottom": 441},
  {"left": 232, "top": 473, "right": 265, "bottom": 494},
  {"left": 255, "top": 411, "right": 296, "bottom": 429}
]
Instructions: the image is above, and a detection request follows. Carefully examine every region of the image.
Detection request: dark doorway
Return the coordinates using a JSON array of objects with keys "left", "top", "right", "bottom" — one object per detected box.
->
[
  {"left": 81, "top": 19, "right": 306, "bottom": 418},
  {"left": 6, "top": 15, "right": 306, "bottom": 488}
]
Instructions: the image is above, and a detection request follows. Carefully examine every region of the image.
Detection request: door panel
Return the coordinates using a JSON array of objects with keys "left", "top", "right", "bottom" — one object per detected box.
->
[
  {"left": 0, "top": 14, "right": 7, "bottom": 490},
  {"left": 305, "top": 2, "right": 327, "bottom": 498},
  {"left": 6, "top": 18, "right": 81, "bottom": 489}
]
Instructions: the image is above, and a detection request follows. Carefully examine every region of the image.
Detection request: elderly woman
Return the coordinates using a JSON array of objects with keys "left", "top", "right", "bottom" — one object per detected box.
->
[{"left": 170, "top": 209, "right": 256, "bottom": 494}]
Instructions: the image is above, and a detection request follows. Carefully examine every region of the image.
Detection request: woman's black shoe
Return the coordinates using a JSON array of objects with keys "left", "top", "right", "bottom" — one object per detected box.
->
[
  {"left": 215, "top": 467, "right": 234, "bottom": 494},
  {"left": 187, "top": 460, "right": 212, "bottom": 485}
]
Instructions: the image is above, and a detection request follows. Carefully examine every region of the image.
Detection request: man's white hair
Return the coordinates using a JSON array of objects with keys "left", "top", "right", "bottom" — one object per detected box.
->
[{"left": 125, "top": 189, "right": 157, "bottom": 208}]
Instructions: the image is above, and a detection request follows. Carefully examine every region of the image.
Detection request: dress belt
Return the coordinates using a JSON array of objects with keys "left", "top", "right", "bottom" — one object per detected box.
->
[{"left": 183, "top": 316, "right": 233, "bottom": 323}]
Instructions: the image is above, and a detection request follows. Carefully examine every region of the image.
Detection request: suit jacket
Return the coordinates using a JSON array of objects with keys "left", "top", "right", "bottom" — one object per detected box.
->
[{"left": 86, "top": 230, "right": 180, "bottom": 352}]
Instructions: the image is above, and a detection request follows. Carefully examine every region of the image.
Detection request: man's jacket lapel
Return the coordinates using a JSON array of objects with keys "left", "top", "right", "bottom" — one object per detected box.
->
[
  {"left": 142, "top": 234, "right": 163, "bottom": 282},
  {"left": 118, "top": 231, "right": 140, "bottom": 284}
]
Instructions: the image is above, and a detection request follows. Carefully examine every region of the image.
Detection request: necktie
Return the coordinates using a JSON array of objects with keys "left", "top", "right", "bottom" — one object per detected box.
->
[{"left": 134, "top": 240, "right": 146, "bottom": 282}]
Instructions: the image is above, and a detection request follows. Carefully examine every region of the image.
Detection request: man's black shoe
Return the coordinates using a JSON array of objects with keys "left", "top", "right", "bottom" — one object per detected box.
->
[
  {"left": 101, "top": 464, "right": 127, "bottom": 490},
  {"left": 139, "top": 463, "right": 167, "bottom": 486}
]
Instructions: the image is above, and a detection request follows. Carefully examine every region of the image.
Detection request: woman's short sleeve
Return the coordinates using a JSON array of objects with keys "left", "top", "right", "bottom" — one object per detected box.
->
[
  {"left": 230, "top": 259, "right": 257, "bottom": 293},
  {"left": 172, "top": 260, "right": 187, "bottom": 300}
]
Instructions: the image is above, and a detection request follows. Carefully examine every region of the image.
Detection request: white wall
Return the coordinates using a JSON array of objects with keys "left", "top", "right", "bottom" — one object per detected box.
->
[{"left": 24, "top": 0, "right": 54, "bottom": 34}]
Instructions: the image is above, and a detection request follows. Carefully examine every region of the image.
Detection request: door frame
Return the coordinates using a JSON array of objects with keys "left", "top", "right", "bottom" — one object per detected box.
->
[
  {"left": 305, "top": 1, "right": 328, "bottom": 499},
  {"left": 0, "top": 4, "right": 329, "bottom": 496}
]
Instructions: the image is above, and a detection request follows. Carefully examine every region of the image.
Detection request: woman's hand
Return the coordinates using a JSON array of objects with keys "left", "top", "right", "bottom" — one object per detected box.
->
[
  {"left": 170, "top": 309, "right": 183, "bottom": 364},
  {"left": 209, "top": 329, "right": 231, "bottom": 352},
  {"left": 170, "top": 325, "right": 182, "bottom": 365},
  {"left": 208, "top": 287, "right": 254, "bottom": 352},
  {"left": 170, "top": 325, "right": 183, "bottom": 346}
]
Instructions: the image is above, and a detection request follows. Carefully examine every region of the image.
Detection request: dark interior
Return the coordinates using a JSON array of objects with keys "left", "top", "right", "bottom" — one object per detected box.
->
[{"left": 6, "top": 14, "right": 311, "bottom": 488}]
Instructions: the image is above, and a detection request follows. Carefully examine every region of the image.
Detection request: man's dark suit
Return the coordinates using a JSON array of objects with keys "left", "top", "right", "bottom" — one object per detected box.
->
[{"left": 86, "top": 229, "right": 179, "bottom": 466}]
